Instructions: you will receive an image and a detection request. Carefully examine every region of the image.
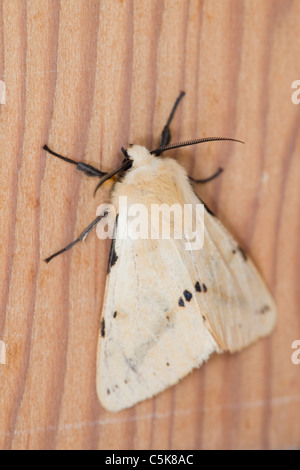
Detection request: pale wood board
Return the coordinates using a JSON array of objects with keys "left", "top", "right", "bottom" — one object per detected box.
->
[{"left": 0, "top": 0, "right": 299, "bottom": 450}]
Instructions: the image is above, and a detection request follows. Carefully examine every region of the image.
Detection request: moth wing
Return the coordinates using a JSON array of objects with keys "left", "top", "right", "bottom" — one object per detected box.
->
[
  {"left": 97, "top": 189, "right": 277, "bottom": 412},
  {"left": 97, "top": 227, "right": 218, "bottom": 412},
  {"left": 183, "top": 193, "right": 277, "bottom": 353}
]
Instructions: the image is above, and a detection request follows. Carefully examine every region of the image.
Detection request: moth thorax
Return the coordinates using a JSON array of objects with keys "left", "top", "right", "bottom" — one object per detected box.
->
[{"left": 127, "top": 145, "right": 153, "bottom": 167}]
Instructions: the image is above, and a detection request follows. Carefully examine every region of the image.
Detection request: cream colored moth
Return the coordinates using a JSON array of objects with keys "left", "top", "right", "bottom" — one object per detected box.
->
[{"left": 44, "top": 92, "right": 277, "bottom": 412}]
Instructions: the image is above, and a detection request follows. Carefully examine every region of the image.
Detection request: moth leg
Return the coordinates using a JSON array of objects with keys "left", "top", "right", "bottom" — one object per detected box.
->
[
  {"left": 189, "top": 167, "right": 223, "bottom": 184},
  {"left": 43, "top": 145, "right": 107, "bottom": 178},
  {"left": 45, "top": 212, "right": 108, "bottom": 263},
  {"left": 157, "top": 91, "right": 186, "bottom": 153}
]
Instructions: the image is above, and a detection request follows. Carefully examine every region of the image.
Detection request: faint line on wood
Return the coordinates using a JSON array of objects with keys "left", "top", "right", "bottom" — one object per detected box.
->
[{"left": 3, "top": 393, "right": 300, "bottom": 438}]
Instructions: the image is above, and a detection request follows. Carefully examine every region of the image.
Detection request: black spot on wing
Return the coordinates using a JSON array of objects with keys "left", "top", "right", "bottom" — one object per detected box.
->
[
  {"left": 238, "top": 246, "right": 247, "bottom": 261},
  {"left": 113, "top": 311, "right": 117, "bottom": 318},
  {"left": 178, "top": 297, "right": 185, "bottom": 307},
  {"left": 195, "top": 281, "right": 207, "bottom": 293},
  {"left": 101, "top": 318, "right": 105, "bottom": 337},
  {"left": 107, "top": 238, "right": 118, "bottom": 273},
  {"left": 195, "top": 281, "right": 201, "bottom": 292},
  {"left": 232, "top": 245, "right": 248, "bottom": 261},
  {"left": 257, "top": 305, "right": 271, "bottom": 315},
  {"left": 107, "top": 384, "right": 119, "bottom": 394},
  {"left": 107, "top": 215, "right": 119, "bottom": 273},
  {"left": 183, "top": 290, "right": 193, "bottom": 302}
]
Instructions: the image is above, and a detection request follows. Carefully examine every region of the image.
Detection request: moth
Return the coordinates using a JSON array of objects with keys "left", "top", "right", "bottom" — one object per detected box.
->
[{"left": 44, "top": 92, "right": 277, "bottom": 412}]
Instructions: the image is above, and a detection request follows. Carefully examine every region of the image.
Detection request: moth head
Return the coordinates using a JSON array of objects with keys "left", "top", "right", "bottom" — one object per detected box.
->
[
  {"left": 93, "top": 145, "right": 153, "bottom": 196},
  {"left": 125, "top": 145, "right": 153, "bottom": 168}
]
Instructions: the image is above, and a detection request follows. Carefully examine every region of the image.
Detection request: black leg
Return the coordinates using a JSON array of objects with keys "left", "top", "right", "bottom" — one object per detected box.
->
[
  {"left": 43, "top": 145, "right": 107, "bottom": 178},
  {"left": 45, "top": 212, "right": 108, "bottom": 263},
  {"left": 157, "top": 91, "right": 185, "bottom": 154},
  {"left": 189, "top": 167, "right": 223, "bottom": 184}
]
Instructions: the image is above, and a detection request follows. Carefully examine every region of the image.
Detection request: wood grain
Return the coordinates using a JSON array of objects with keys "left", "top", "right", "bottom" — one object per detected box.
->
[{"left": 0, "top": 0, "right": 299, "bottom": 450}]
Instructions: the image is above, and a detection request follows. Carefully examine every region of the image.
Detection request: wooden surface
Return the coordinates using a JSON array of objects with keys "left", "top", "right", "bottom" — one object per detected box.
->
[{"left": 0, "top": 0, "right": 299, "bottom": 450}]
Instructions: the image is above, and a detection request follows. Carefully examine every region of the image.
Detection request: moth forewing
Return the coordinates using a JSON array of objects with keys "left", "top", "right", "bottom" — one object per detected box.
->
[
  {"left": 96, "top": 151, "right": 277, "bottom": 412},
  {"left": 97, "top": 230, "right": 219, "bottom": 412}
]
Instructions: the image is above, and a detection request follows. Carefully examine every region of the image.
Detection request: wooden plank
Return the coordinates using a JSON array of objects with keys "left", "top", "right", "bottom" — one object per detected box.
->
[{"left": 0, "top": 0, "right": 299, "bottom": 450}]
